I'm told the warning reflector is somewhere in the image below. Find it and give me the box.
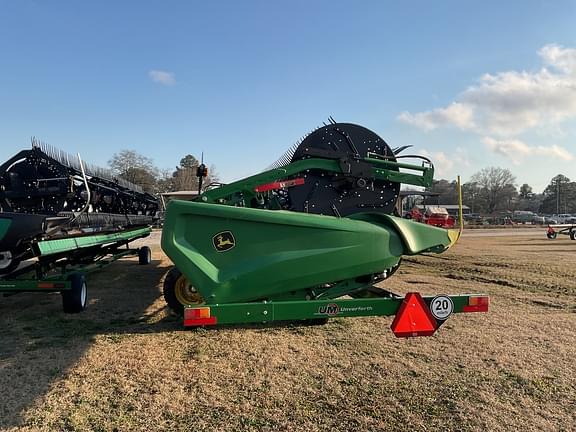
[184,307,217,327]
[390,292,438,338]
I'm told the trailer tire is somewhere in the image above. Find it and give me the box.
[571,231,576,241]
[138,246,152,265]
[62,273,87,313]
[163,267,203,315]
[0,251,20,275]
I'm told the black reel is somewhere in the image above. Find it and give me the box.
[0,150,69,214]
[0,146,159,217]
[287,123,400,217]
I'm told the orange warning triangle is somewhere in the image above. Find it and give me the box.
[390,292,438,338]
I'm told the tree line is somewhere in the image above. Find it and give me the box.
[426,167,576,215]
[108,150,574,215]
[108,150,219,195]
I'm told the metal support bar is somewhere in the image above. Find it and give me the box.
[184,294,488,326]
[0,248,138,293]
[200,158,434,204]
[0,223,149,293]
[34,226,150,256]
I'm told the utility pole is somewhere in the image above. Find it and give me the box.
[557,178,560,214]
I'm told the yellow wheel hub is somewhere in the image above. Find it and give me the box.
[174,275,203,305]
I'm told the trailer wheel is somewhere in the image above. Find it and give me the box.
[62,273,87,313]
[163,267,203,315]
[138,246,152,265]
[0,250,20,275]
[571,231,576,241]
[547,232,557,240]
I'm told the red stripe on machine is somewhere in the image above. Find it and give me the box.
[254,178,305,193]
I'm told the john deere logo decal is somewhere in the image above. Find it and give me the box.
[213,231,235,252]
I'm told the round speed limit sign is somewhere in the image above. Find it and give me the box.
[430,295,454,320]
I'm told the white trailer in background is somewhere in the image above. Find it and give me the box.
[547,224,576,240]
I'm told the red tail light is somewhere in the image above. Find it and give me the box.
[463,296,489,312]
[184,307,217,326]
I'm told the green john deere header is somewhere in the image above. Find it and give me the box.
[160,121,488,336]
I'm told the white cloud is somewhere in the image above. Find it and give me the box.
[398,44,576,164]
[398,102,475,131]
[415,147,471,178]
[539,44,576,75]
[454,147,471,168]
[483,137,573,164]
[149,70,176,86]
[398,44,576,136]
[420,150,454,177]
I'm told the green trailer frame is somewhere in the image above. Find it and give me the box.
[0,226,152,313]
[183,292,489,337]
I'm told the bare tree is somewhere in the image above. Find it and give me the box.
[208,164,220,184]
[170,154,198,191]
[470,167,517,213]
[109,150,159,193]
[172,167,198,191]
[156,168,175,194]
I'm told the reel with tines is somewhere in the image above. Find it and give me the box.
[273,122,401,217]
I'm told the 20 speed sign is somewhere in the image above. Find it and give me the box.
[430,295,454,320]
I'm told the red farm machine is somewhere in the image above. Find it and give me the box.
[160,121,488,337]
[405,206,456,229]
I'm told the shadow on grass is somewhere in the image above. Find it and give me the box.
[0,257,174,429]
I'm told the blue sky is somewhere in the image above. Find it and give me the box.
[1,1,575,192]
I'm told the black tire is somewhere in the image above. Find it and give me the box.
[138,246,152,265]
[571,231,576,241]
[163,267,203,315]
[547,232,557,240]
[62,273,87,313]
[0,254,20,275]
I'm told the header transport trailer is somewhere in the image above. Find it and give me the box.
[0,141,156,312]
[160,121,489,337]
[546,224,576,240]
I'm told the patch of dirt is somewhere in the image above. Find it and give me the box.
[1,234,575,431]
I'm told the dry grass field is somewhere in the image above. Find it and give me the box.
[1,230,575,431]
